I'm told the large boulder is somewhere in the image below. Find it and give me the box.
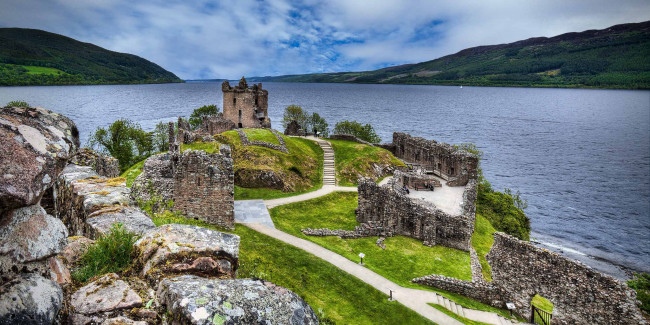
[157,275,318,325]
[0,273,63,325]
[86,206,155,239]
[133,224,239,283]
[0,205,68,282]
[70,273,143,325]
[70,148,120,178]
[0,106,79,213]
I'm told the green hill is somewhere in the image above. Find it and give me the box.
[0,28,182,86]
[252,21,650,89]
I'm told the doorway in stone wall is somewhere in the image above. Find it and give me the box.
[531,294,553,324]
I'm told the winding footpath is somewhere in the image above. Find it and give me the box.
[236,136,516,325]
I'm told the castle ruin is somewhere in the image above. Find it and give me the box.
[222,77,270,129]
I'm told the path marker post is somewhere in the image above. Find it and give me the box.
[359,252,365,266]
[388,289,394,301]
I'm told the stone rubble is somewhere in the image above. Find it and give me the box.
[70,273,143,325]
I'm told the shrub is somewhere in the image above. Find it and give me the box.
[6,100,29,107]
[189,104,220,129]
[628,273,650,314]
[310,112,329,137]
[71,223,139,283]
[88,119,154,173]
[333,120,381,143]
[282,105,308,130]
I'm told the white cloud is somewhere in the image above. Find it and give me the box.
[0,0,648,79]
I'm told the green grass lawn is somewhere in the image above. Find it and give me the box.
[243,128,280,145]
[270,191,472,283]
[150,213,433,324]
[181,141,220,153]
[22,65,65,75]
[428,304,493,325]
[121,158,146,187]
[216,131,323,200]
[471,214,496,281]
[269,191,521,320]
[327,139,404,186]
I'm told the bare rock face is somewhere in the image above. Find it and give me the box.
[61,236,95,265]
[133,224,239,283]
[157,275,318,325]
[86,206,155,239]
[0,205,68,281]
[70,273,143,325]
[70,148,120,178]
[0,106,79,213]
[0,273,63,325]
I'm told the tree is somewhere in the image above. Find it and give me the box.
[152,122,170,153]
[88,119,154,172]
[189,104,220,130]
[282,105,308,130]
[309,112,329,137]
[332,120,381,143]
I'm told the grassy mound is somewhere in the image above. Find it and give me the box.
[121,158,146,188]
[327,139,404,186]
[150,213,433,324]
[471,214,496,281]
[243,128,280,145]
[216,130,323,200]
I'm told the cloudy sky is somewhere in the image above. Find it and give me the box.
[1,0,649,79]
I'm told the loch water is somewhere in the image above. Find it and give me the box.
[1,82,648,279]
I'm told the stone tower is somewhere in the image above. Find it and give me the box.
[222,77,270,129]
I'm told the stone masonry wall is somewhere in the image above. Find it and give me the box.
[172,147,235,229]
[222,77,270,129]
[356,180,473,251]
[392,132,478,186]
[486,232,646,324]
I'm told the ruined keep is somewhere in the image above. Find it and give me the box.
[389,132,478,186]
[222,77,271,129]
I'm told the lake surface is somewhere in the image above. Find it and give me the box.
[1,82,648,279]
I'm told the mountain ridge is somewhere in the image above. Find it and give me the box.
[250,21,650,89]
[0,28,182,86]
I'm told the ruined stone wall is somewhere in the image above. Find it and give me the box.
[222,78,269,129]
[172,146,235,229]
[486,232,646,324]
[69,148,120,178]
[200,114,235,135]
[413,274,509,308]
[392,132,478,186]
[355,180,473,251]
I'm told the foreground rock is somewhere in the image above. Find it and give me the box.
[70,148,120,178]
[70,273,143,325]
[86,206,155,239]
[0,106,79,213]
[60,236,95,265]
[157,275,318,325]
[133,224,240,283]
[0,205,68,282]
[0,273,63,325]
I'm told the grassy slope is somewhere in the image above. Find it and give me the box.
[216,130,324,200]
[252,21,650,89]
[471,214,496,281]
[122,159,146,188]
[243,128,280,145]
[327,139,405,186]
[150,213,433,324]
[0,28,181,86]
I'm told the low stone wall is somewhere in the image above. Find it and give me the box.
[237,129,288,153]
[412,274,508,308]
[391,132,478,186]
[356,180,473,251]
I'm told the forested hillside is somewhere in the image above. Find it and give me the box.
[0,28,181,86]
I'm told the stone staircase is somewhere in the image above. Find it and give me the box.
[318,140,336,186]
[433,293,517,325]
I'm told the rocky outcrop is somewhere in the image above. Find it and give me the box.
[70,148,120,178]
[0,204,68,283]
[133,224,240,283]
[157,275,318,325]
[70,273,143,325]
[0,106,79,214]
[0,273,63,325]
[86,207,155,239]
